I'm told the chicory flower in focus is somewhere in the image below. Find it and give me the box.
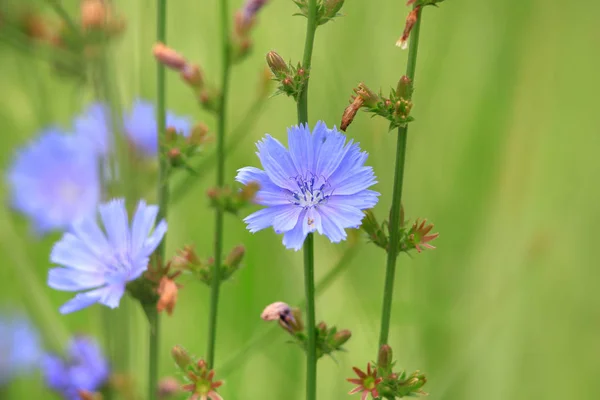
[43,336,109,400]
[236,122,379,251]
[7,129,100,235]
[0,312,41,386]
[48,199,167,314]
[123,99,192,156]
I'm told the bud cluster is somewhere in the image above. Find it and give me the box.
[266,51,309,101]
[171,245,246,286]
[261,302,352,359]
[341,78,414,132]
[171,347,223,400]
[348,345,427,400]
[231,0,270,63]
[207,182,260,215]
[293,0,346,26]
[153,43,221,113]
[163,122,211,173]
[362,209,439,254]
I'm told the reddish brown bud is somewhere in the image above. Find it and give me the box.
[157,277,179,316]
[397,75,413,99]
[332,329,352,347]
[378,344,393,370]
[80,0,107,30]
[340,96,363,132]
[397,7,420,49]
[181,64,204,87]
[266,51,289,75]
[224,245,245,269]
[171,345,193,371]
[153,43,187,70]
[187,123,210,145]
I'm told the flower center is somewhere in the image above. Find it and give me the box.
[289,174,332,208]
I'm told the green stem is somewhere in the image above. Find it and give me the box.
[377,6,424,349]
[207,0,231,368]
[145,305,160,400]
[148,0,168,398]
[303,233,317,400]
[296,0,319,124]
[296,1,319,399]
[46,0,80,36]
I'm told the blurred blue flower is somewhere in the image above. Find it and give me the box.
[123,99,192,156]
[0,312,41,386]
[74,102,112,157]
[7,129,100,235]
[43,336,109,400]
[48,199,167,314]
[236,122,379,251]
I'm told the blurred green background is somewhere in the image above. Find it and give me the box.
[1,0,599,399]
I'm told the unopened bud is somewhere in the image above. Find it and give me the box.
[181,64,204,87]
[332,329,352,347]
[378,344,393,371]
[317,321,328,333]
[323,0,345,18]
[167,148,183,165]
[157,277,179,316]
[153,43,187,70]
[171,246,200,270]
[224,245,245,269]
[266,51,289,76]
[187,123,210,145]
[396,75,413,99]
[171,345,193,371]
[81,0,107,30]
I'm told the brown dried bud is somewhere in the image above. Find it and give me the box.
[396,7,420,49]
[157,277,179,316]
[153,43,187,70]
[340,96,363,132]
[187,123,210,145]
[266,51,289,76]
[81,0,107,30]
[171,246,200,270]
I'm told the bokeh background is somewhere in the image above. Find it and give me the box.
[1,0,599,399]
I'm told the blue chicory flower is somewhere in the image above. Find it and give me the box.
[0,312,41,386]
[123,99,192,156]
[7,129,101,235]
[48,198,167,314]
[74,102,112,157]
[43,336,109,400]
[236,122,379,251]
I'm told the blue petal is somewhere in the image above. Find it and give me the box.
[314,126,349,179]
[331,167,376,195]
[244,204,298,233]
[130,200,159,258]
[58,290,103,314]
[303,207,323,236]
[327,190,380,210]
[74,102,112,156]
[166,112,192,137]
[282,209,308,251]
[50,233,106,272]
[287,124,313,176]
[319,209,347,243]
[124,100,158,155]
[256,135,298,191]
[48,268,105,291]
[310,121,329,166]
[318,203,365,229]
[68,337,109,390]
[99,199,129,253]
[97,284,126,309]
[272,205,303,233]
[236,167,290,206]
[42,354,68,390]
[142,219,167,255]
[69,216,111,260]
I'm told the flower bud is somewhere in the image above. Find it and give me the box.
[266,51,289,76]
[80,0,107,30]
[240,181,260,202]
[153,43,187,70]
[317,321,328,334]
[261,301,292,321]
[171,345,193,371]
[224,245,245,270]
[187,123,210,146]
[332,329,352,347]
[396,75,413,100]
[181,64,204,88]
[157,277,179,316]
[378,344,393,371]
[323,0,345,19]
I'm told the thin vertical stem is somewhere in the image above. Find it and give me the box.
[207,0,231,368]
[377,6,424,349]
[297,1,319,399]
[150,0,167,399]
[303,233,317,400]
